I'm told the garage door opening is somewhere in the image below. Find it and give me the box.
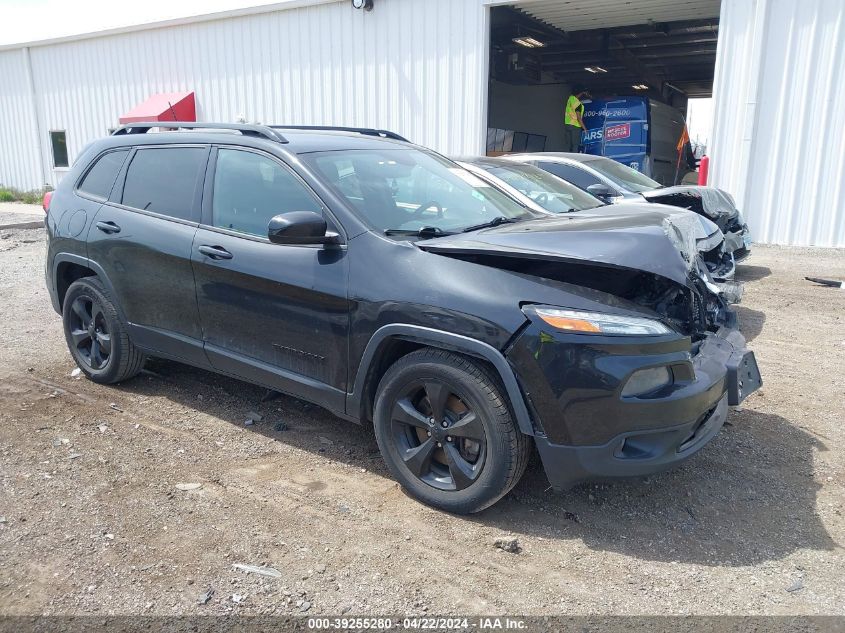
[486,0,721,185]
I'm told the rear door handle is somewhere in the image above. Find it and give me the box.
[198,245,233,260]
[96,221,121,234]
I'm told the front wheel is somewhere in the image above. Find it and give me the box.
[373,348,531,513]
[62,277,146,384]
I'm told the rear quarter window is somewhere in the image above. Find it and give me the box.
[121,147,206,221]
[77,150,130,200]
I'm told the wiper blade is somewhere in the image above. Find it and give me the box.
[383,226,452,238]
[460,216,517,233]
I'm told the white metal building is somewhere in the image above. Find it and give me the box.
[0,0,842,246]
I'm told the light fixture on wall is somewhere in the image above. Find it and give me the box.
[512,36,545,48]
[584,66,608,73]
[351,0,373,11]
[632,84,649,90]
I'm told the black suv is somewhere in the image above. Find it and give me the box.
[45,122,761,513]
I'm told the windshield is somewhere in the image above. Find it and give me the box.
[305,149,538,235]
[587,157,662,193]
[482,162,604,213]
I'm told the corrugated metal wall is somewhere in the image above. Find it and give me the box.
[0,0,488,190]
[0,49,44,190]
[711,0,845,247]
[4,0,844,247]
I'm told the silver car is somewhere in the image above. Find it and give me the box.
[456,156,739,293]
[501,152,752,264]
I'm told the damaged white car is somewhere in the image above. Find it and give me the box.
[502,152,752,265]
[457,157,741,299]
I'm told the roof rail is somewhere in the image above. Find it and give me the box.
[269,125,409,142]
[112,122,289,143]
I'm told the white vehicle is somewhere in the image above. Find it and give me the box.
[502,152,752,264]
[456,156,738,288]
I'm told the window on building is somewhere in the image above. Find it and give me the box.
[121,147,206,221]
[77,150,130,200]
[50,131,69,168]
[212,149,323,237]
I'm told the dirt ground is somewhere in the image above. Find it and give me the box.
[0,222,843,617]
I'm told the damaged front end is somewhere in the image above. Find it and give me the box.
[419,213,735,339]
[641,185,752,262]
[662,207,736,284]
[416,214,761,489]
[434,251,733,340]
[642,185,737,225]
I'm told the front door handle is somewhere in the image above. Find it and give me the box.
[198,245,233,260]
[96,221,121,234]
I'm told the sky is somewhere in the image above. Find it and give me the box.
[0,0,279,45]
[686,97,714,151]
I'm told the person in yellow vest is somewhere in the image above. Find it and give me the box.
[564,88,590,152]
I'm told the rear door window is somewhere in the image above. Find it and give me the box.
[211,148,323,237]
[121,147,206,221]
[538,162,603,192]
[77,150,129,200]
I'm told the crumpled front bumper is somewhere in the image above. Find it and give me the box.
[705,250,736,282]
[510,325,761,490]
[724,226,752,262]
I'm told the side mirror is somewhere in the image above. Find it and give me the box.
[268,211,340,245]
[586,183,617,202]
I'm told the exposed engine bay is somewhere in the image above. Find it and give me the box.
[416,212,737,339]
[433,252,733,339]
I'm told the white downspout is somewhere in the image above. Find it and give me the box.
[22,46,48,188]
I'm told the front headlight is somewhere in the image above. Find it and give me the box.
[525,306,673,336]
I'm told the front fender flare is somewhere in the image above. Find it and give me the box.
[348,324,535,436]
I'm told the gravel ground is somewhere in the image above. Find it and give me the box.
[0,226,843,616]
[0,203,43,231]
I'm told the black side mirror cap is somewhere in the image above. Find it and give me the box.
[268,211,341,245]
[586,183,617,200]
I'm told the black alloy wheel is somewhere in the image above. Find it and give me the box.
[62,277,146,384]
[373,348,531,514]
[390,379,487,491]
[68,295,112,370]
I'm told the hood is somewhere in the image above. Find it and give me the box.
[417,212,699,287]
[579,201,720,241]
[641,185,739,223]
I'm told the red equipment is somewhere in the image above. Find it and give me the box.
[698,155,710,186]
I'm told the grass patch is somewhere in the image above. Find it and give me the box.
[0,186,47,205]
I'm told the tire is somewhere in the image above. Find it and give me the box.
[373,348,531,514]
[62,277,146,384]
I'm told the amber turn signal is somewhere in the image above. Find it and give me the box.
[536,314,602,333]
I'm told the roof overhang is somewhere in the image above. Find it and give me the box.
[514,0,721,32]
[491,1,721,98]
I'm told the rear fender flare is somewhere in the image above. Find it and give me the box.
[348,324,535,436]
[52,253,127,323]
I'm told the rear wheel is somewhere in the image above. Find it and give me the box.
[62,277,145,384]
[373,348,530,513]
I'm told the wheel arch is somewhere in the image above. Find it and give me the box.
[53,254,125,321]
[349,324,536,436]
